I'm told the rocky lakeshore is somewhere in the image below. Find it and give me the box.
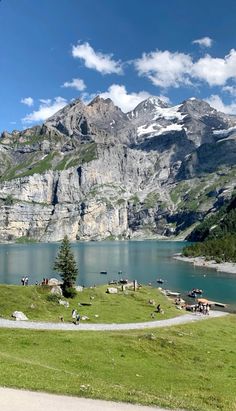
[174,254,236,274]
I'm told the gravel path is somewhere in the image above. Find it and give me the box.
[0,387,184,411]
[0,310,227,331]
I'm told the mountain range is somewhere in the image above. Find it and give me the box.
[0,96,236,242]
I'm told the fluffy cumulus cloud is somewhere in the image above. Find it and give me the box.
[205,94,236,114]
[22,97,67,123]
[21,97,34,107]
[134,50,193,88]
[62,78,86,91]
[193,49,236,86]
[72,41,123,75]
[192,37,213,48]
[134,48,236,89]
[99,84,151,112]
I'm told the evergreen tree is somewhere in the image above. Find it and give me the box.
[54,236,78,297]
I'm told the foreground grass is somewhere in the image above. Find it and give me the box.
[0,284,181,323]
[0,316,235,411]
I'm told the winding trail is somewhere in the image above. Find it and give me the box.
[0,310,227,331]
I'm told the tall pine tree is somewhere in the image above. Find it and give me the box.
[54,236,78,297]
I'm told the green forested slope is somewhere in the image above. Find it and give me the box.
[183,195,236,262]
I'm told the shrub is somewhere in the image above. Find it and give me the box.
[62,287,77,299]
[46,294,60,303]
[4,195,14,206]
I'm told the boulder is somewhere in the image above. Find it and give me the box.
[106,287,118,294]
[48,278,62,286]
[59,299,69,308]
[12,311,28,321]
[50,285,62,296]
[75,285,83,292]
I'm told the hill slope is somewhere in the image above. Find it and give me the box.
[184,194,236,262]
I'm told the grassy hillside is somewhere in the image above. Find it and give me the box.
[0,139,97,182]
[0,315,235,411]
[0,284,180,323]
[184,194,236,262]
[187,194,236,242]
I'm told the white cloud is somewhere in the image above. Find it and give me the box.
[192,37,213,48]
[134,48,236,89]
[193,49,236,86]
[205,94,236,114]
[134,50,193,88]
[22,97,67,123]
[21,97,34,107]
[99,84,151,112]
[72,41,123,74]
[62,78,86,91]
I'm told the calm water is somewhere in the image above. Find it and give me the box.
[0,241,236,310]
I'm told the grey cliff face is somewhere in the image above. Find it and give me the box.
[0,96,236,242]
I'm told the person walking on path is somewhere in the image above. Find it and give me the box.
[72,309,77,324]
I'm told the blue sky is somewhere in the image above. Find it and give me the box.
[1,0,236,131]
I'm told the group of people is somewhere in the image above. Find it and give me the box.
[21,276,29,286]
[72,309,81,324]
[193,302,210,315]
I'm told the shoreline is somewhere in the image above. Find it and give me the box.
[174,254,236,275]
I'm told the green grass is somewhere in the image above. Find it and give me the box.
[55,143,97,171]
[143,191,160,208]
[0,316,235,410]
[17,152,58,178]
[0,142,98,181]
[0,284,181,323]
[15,236,37,244]
[129,194,140,205]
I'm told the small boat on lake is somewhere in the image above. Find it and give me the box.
[119,278,129,284]
[100,271,107,275]
[188,288,203,298]
[188,291,197,298]
[192,288,203,294]
[157,279,164,284]
[163,289,180,297]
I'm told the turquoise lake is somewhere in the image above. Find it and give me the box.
[0,240,235,310]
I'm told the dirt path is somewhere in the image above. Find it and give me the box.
[0,310,227,331]
[0,387,183,411]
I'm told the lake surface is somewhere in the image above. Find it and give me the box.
[0,240,235,310]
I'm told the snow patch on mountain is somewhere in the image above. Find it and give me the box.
[137,123,183,137]
[213,125,236,136]
[152,105,185,121]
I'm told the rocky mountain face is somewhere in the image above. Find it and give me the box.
[0,96,236,242]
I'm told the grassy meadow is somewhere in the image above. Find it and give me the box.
[0,284,181,323]
[0,284,235,411]
[0,316,235,411]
